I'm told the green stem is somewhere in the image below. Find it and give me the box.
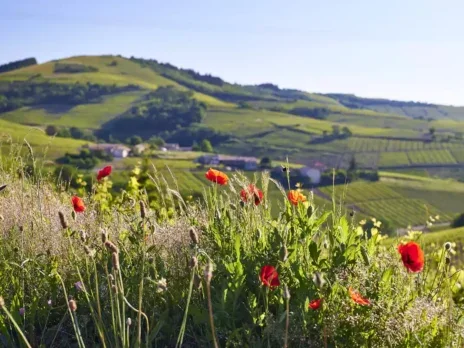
[0,306,32,348]
[176,267,196,348]
[206,280,219,348]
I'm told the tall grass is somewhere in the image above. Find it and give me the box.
[0,145,463,347]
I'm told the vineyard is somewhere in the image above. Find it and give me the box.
[407,150,457,165]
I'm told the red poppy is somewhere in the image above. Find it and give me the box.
[287,190,307,206]
[240,184,264,205]
[398,241,424,273]
[71,196,86,213]
[349,287,370,306]
[97,166,112,181]
[309,298,323,310]
[260,265,280,288]
[205,168,228,185]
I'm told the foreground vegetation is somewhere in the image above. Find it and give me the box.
[0,150,463,347]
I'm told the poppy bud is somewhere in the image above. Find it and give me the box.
[189,227,199,245]
[444,242,451,250]
[349,211,354,217]
[307,205,313,218]
[189,256,198,269]
[312,272,326,289]
[105,241,119,254]
[281,166,287,172]
[68,299,77,312]
[280,245,288,262]
[283,285,290,299]
[0,296,4,308]
[204,262,213,283]
[58,211,68,229]
[112,252,120,271]
[446,257,451,265]
[71,210,77,222]
[239,201,245,208]
[126,318,132,326]
[0,184,6,192]
[148,257,154,264]
[139,201,147,219]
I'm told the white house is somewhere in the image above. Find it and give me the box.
[87,144,131,158]
[299,166,322,184]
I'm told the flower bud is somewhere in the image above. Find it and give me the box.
[446,257,451,265]
[126,318,132,326]
[189,256,198,269]
[139,200,147,219]
[444,242,451,250]
[112,252,120,271]
[71,210,77,222]
[101,229,108,244]
[68,299,77,312]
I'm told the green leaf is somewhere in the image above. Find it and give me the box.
[381,268,393,285]
[309,241,321,263]
[361,246,370,266]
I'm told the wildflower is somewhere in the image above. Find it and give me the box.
[287,190,307,206]
[359,219,366,226]
[126,318,132,326]
[349,287,370,306]
[205,168,228,185]
[309,298,323,310]
[74,281,84,292]
[398,241,424,273]
[97,165,112,181]
[189,227,199,245]
[71,196,86,213]
[260,265,280,288]
[58,211,68,229]
[156,278,167,293]
[19,307,25,316]
[240,184,264,205]
[68,299,77,312]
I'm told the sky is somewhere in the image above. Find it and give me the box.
[1,0,464,105]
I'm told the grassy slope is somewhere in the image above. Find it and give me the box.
[0,119,89,158]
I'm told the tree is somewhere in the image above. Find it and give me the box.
[70,127,85,139]
[192,141,201,151]
[342,126,352,136]
[56,128,71,138]
[348,156,357,172]
[200,139,213,153]
[451,213,464,228]
[148,136,165,149]
[322,130,328,137]
[45,125,58,136]
[260,157,273,169]
[429,127,436,136]
[127,135,143,146]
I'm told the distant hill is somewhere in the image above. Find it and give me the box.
[2,54,464,170]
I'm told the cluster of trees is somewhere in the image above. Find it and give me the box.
[57,149,113,170]
[54,63,99,74]
[0,82,140,113]
[0,57,37,74]
[97,86,207,141]
[45,125,97,141]
[289,107,330,120]
[326,93,432,109]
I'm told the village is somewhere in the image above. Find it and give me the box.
[84,141,328,185]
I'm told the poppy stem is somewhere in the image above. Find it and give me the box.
[284,297,289,348]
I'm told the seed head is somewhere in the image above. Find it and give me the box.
[189,256,198,269]
[0,296,4,308]
[139,200,147,219]
[105,240,119,254]
[444,242,452,250]
[79,230,87,243]
[204,262,213,283]
[283,285,291,299]
[58,211,68,229]
[83,245,95,257]
[68,299,77,312]
[112,252,120,271]
[189,227,199,245]
[126,318,132,326]
[101,231,108,244]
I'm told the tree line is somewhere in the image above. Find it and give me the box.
[0,57,37,74]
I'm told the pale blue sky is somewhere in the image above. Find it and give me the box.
[1,0,464,105]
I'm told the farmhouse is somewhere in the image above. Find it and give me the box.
[196,154,258,171]
[87,144,131,158]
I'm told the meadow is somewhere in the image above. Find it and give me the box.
[0,149,463,347]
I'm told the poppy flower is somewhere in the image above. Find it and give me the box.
[71,196,86,213]
[287,190,307,206]
[97,166,112,181]
[260,265,280,288]
[240,184,264,205]
[398,241,424,273]
[205,168,228,185]
[309,298,323,310]
[349,287,370,306]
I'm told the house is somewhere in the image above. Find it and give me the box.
[87,144,131,158]
[195,154,258,171]
[161,143,180,151]
[298,161,327,184]
[133,143,148,155]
